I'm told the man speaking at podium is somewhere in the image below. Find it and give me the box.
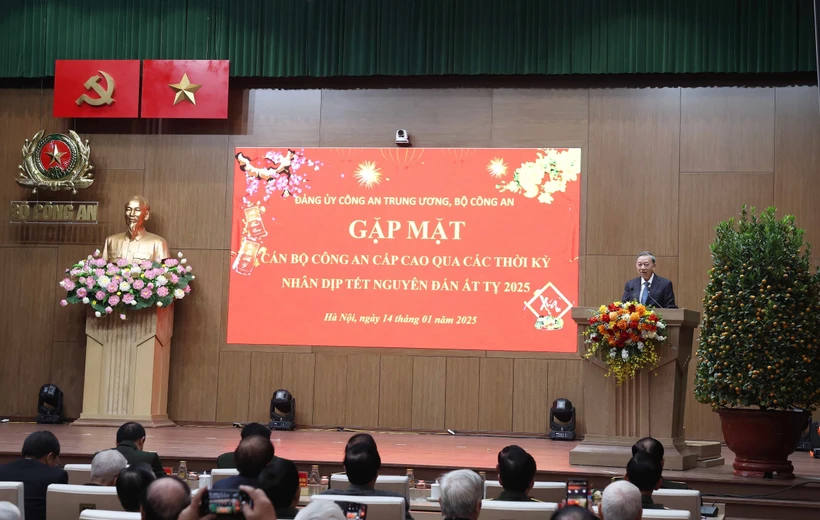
[622,251,677,308]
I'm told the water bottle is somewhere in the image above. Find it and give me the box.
[308,465,321,495]
[200,471,211,489]
[406,469,416,500]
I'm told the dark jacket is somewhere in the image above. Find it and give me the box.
[216,452,236,469]
[211,474,261,490]
[319,483,413,520]
[275,506,301,519]
[115,441,166,479]
[495,490,538,502]
[622,275,677,308]
[641,494,665,509]
[0,458,68,520]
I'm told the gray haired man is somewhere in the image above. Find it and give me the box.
[88,449,128,486]
[439,469,483,520]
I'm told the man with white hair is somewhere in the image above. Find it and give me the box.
[0,502,20,520]
[87,449,128,486]
[600,481,643,520]
[439,469,483,520]
[294,500,346,520]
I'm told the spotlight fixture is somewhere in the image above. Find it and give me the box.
[269,389,295,431]
[548,398,576,441]
[36,384,64,425]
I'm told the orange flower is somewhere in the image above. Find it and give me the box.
[636,304,647,315]
[608,338,616,346]
[609,312,618,322]
[617,321,628,330]
[630,312,640,322]
[631,334,640,342]
[597,325,606,334]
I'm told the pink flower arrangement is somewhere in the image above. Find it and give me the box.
[140,288,153,299]
[108,295,120,306]
[156,286,169,297]
[133,279,145,290]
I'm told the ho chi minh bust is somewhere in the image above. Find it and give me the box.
[103,195,169,264]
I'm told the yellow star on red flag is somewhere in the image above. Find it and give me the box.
[168,73,202,105]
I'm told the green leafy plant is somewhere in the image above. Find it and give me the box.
[695,207,820,412]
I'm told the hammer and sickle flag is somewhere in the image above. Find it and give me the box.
[54,60,140,118]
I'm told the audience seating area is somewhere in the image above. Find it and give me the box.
[329,474,410,499]
[78,511,140,520]
[46,485,123,520]
[312,494,406,520]
[478,499,558,519]
[483,480,565,503]
[63,465,92,486]
[0,482,25,520]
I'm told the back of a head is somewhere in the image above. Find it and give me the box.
[241,422,272,440]
[91,449,128,483]
[343,442,381,485]
[0,502,20,520]
[117,422,147,444]
[631,437,664,465]
[551,505,598,520]
[141,477,191,520]
[117,463,157,512]
[259,457,300,509]
[345,433,377,451]
[21,430,61,458]
[294,500,345,520]
[439,469,483,519]
[601,480,642,520]
[235,435,275,478]
[498,446,536,493]
[626,453,662,493]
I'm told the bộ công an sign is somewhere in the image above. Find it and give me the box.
[10,201,98,224]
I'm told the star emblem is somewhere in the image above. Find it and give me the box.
[45,143,67,168]
[168,73,202,105]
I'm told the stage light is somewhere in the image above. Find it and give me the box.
[269,388,296,431]
[36,384,64,425]
[548,398,576,441]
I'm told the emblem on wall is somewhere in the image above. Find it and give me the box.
[17,130,94,194]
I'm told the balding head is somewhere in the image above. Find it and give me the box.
[235,435,275,478]
[128,196,150,212]
[141,477,190,520]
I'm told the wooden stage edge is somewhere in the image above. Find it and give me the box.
[1,423,819,518]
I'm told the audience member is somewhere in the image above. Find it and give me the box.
[625,454,664,509]
[318,434,413,520]
[0,502,21,520]
[0,431,68,520]
[600,481,642,520]
[495,445,537,501]
[258,457,301,519]
[88,449,128,486]
[551,505,597,520]
[115,422,166,478]
[217,422,272,469]
[141,476,191,520]
[117,463,157,512]
[631,437,687,489]
[212,435,274,490]
[439,469,483,520]
[294,500,346,520]
[178,486,277,520]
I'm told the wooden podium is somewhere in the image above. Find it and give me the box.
[73,306,176,428]
[569,307,701,470]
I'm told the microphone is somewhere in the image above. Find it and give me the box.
[644,283,664,308]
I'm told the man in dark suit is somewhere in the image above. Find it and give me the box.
[625,453,665,509]
[258,457,301,519]
[494,446,538,502]
[622,251,677,308]
[0,430,68,520]
[632,437,688,490]
[216,422,272,469]
[318,434,413,520]
[114,422,166,479]
[212,436,274,490]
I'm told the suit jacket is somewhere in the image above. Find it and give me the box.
[275,506,300,519]
[211,474,260,490]
[318,483,413,520]
[641,494,666,509]
[115,441,166,478]
[494,490,538,502]
[0,458,68,520]
[216,452,236,469]
[622,275,677,308]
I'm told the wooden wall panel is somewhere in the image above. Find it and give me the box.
[313,354,348,426]
[320,89,493,147]
[280,353,316,426]
[344,354,381,427]
[512,359,549,433]
[547,360,585,434]
[49,341,86,419]
[231,89,322,147]
[587,89,680,257]
[411,357,446,430]
[477,358,513,432]
[680,88,775,173]
[247,352,283,424]
[444,357,480,431]
[583,256,679,308]
[215,351,252,423]
[774,87,820,249]
[378,356,413,429]
[491,89,588,147]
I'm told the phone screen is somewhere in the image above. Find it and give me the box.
[339,502,367,520]
[566,479,588,508]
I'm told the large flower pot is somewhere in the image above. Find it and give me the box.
[718,408,809,479]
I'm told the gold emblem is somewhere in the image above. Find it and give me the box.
[17,130,94,194]
[168,73,202,105]
[75,70,116,106]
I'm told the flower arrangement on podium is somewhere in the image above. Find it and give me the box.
[583,301,668,384]
[59,250,195,320]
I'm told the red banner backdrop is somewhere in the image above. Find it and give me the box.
[53,60,140,118]
[228,148,581,352]
[140,60,229,119]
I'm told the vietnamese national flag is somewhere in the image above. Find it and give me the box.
[54,60,141,118]
[141,60,229,119]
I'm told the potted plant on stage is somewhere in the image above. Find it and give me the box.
[695,207,820,479]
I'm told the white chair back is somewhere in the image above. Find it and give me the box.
[641,509,691,519]
[210,469,239,486]
[0,482,25,520]
[478,499,558,520]
[79,511,141,520]
[329,475,410,501]
[651,490,700,520]
[64,464,93,485]
[483,480,566,503]
[311,495,405,520]
[46,484,123,520]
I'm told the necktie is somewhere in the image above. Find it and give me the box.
[640,282,648,304]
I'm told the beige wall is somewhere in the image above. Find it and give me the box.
[1,85,819,441]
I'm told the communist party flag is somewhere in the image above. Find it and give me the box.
[53,60,141,118]
[141,60,229,119]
